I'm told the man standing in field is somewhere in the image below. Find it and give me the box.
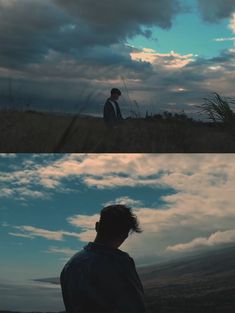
[60,204,145,313]
[103,88,124,128]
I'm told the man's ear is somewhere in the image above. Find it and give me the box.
[95,222,99,232]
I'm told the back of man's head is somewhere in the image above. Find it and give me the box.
[97,205,142,240]
[111,88,121,96]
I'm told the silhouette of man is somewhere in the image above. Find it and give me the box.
[103,88,123,128]
[60,205,145,313]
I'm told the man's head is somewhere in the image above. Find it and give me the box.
[95,205,142,248]
[111,88,121,101]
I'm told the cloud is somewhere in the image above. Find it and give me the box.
[0,0,181,70]
[0,185,47,200]
[197,0,235,22]
[214,37,235,42]
[3,154,235,263]
[166,229,235,252]
[16,188,46,199]
[55,0,181,44]
[213,13,235,44]
[9,232,34,239]
[130,48,195,69]
[66,213,98,242]
[1,154,234,194]
[0,153,17,158]
[0,0,71,68]
[12,225,81,241]
[2,153,235,268]
[229,12,235,33]
[103,196,143,207]
[46,247,77,256]
[67,214,99,229]
[42,154,235,261]
[0,188,14,197]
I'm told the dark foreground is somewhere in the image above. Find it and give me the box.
[2,245,234,313]
[139,245,235,313]
[1,110,235,152]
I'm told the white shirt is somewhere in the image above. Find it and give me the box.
[109,99,118,117]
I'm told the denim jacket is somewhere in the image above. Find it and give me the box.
[60,242,145,313]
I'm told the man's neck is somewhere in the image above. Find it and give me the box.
[94,236,119,249]
[110,97,117,102]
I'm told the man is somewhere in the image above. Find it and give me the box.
[103,88,123,128]
[60,205,145,313]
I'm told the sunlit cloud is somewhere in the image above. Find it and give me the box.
[229,12,235,33]
[130,48,195,69]
[12,225,81,241]
[166,229,235,252]
[67,213,99,229]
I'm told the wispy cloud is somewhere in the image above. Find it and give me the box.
[214,37,235,42]
[46,247,77,256]
[9,232,34,239]
[11,225,81,241]
[0,188,14,198]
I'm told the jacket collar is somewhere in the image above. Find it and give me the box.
[84,242,128,257]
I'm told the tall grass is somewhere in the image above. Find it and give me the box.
[199,93,235,126]
[53,89,104,152]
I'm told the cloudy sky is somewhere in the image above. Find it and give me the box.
[1,153,235,310]
[1,0,235,117]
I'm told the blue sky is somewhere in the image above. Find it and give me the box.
[1,153,235,311]
[129,10,233,59]
[0,0,235,117]
[0,154,173,281]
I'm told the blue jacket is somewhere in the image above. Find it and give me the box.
[103,99,123,128]
[60,242,145,313]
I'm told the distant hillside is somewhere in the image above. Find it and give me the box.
[1,110,235,152]
[139,245,235,313]
[32,245,235,312]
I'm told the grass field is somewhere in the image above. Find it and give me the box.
[1,110,235,152]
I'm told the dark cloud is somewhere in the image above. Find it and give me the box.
[55,0,181,41]
[0,0,71,67]
[0,0,181,69]
[197,0,235,22]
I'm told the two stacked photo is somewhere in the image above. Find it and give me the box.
[1,1,235,313]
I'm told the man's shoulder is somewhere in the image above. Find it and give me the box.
[62,246,108,270]
[105,98,113,106]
